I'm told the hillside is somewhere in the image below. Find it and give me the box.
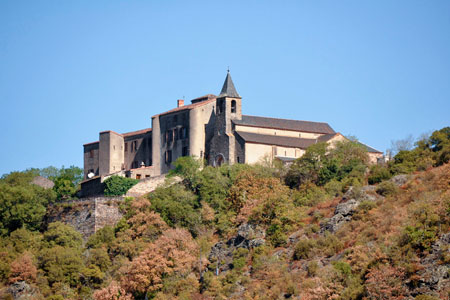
[0,127,449,300]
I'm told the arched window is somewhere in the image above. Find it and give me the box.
[231,100,236,113]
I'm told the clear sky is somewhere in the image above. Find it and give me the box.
[1,1,449,176]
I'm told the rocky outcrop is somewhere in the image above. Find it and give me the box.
[6,281,40,300]
[412,233,450,297]
[390,174,410,186]
[209,223,266,273]
[125,175,177,197]
[320,185,383,233]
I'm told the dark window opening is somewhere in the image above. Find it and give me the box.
[237,156,240,163]
[134,141,137,151]
[182,146,188,157]
[125,143,128,152]
[217,99,224,114]
[231,100,236,113]
[89,149,94,158]
[166,150,172,164]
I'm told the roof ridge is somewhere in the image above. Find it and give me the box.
[242,114,331,125]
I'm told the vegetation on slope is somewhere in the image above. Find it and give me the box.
[0,127,449,299]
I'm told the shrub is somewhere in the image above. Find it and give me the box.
[306,260,318,277]
[293,238,316,260]
[376,181,398,197]
[103,176,139,196]
[358,200,377,213]
[368,165,392,185]
[415,295,441,300]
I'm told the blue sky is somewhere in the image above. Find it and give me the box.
[1,1,449,175]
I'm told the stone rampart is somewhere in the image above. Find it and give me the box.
[46,196,124,238]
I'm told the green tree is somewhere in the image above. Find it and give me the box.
[0,171,56,235]
[43,222,83,249]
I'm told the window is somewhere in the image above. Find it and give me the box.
[231,100,236,113]
[168,130,173,143]
[237,156,240,163]
[89,149,94,158]
[182,146,188,157]
[133,141,138,151]
[173,129,177,141]
[166,150,172,163]
[218,99,224,114]
[136,174,141,179]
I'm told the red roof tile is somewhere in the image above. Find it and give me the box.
[152,97,216,118]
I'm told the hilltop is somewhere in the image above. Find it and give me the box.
[0,127,449,300]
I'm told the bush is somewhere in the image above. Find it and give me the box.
[103,176,139,196]
[368,165,392,185]
[293,238,316,260]
[306,260,318,277]
[376,181,398,197]
[415,295,441,300]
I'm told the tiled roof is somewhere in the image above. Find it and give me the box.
[235,131,317,149]
[234,115,335,134]
[122,128,152,137]
[83,141,99,146]
[191,94,216,103]
[357,142,382,153]
[317,133,339,143]
[153,97,216,118]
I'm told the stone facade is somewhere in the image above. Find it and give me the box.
[82,71,384,189]
[46,197,123,238]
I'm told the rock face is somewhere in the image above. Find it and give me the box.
[46,197,123,238]
[125,175,180,197]
[390,174,410,186]
[413,233,450,296]
[6,281,40,300]
[209,223,266,273]
[321,185,383,233]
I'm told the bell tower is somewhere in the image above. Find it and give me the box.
[210,71,242,166]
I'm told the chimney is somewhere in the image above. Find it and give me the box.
[177,99,184,108]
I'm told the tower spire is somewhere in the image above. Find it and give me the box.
[219,70,241,98]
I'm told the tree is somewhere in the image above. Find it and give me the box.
[121,228,198,296]
[8,251,37,283]
[43,222,83,249]
[0,171,56,235]
[93,281,133,300]
[169,156,202,189]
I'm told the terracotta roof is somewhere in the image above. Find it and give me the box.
[122,128,152,137]
[234,115,335,134]
[83,141,99,146]
[191,94,216,103]
[236,131,317,149]
[153,97,216,118]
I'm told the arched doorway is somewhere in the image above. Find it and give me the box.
[214,154,225,167]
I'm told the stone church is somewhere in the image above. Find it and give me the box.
[83,72,382,182]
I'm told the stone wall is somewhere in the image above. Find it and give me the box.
[46,196,124,238]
